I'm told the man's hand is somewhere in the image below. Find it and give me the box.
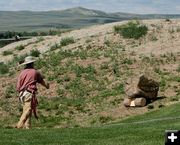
[46,83,50,89]
[40,80,50,89]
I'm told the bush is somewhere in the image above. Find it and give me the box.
[147,104,154,109]
[177,65,180,72]
[13,54,28,64]
[71,64,96,77]
[99,116,112,123]
[57,88,64,97]
[60,37,75,46]
[122,58,133,65]
[36,37,45,42]
[65,78,87,97]
[2,50,13,56]
[0,63,9,74]
[15,45,25,51]
[160,78,166,91]
[50,43,60,51]
[114,21,148,39]
[5,85,16,98]
[30,49,41,57]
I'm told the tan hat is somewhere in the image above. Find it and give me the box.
[21,56,37,65]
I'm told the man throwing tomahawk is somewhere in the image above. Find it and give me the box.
[16,56,49,129]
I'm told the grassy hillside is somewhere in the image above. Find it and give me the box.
[0,103,180,145]
[0,7,180,32]
[0,20,180,129]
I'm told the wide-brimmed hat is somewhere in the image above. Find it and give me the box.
[20,56,37,65]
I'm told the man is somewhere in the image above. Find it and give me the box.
[16,56,49,129]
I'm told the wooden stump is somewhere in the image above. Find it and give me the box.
[124,97,146,107]
[123,98,136,107]
[123,98,132,107]
[134,98,146,107]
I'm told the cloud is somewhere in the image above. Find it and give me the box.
[0,0,180,14]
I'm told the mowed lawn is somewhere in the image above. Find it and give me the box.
[0,103,180,145]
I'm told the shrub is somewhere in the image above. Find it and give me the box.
[113,83,125,94]
[30,49,41,57]
[5,85,16,98]
[63,75,70,82]
[147,104,154,109]
[165,19,171,22]
[60,37,75,46]
[13,54,28,64]
[168,76,180,82]
[99,116,112,123]
[112,61,120,77]
[100,63,109,70]
[104,40,111,47]
[170,96,179,102]
[2,50,13,56]
[0,63,9,74]
[36,37,45,42]
[79,50,88,60]
[114,21,148,39]
[158,104,165,108]
[57,88,64,97]
[122,58,133,65]
[65,78,87,97]
[71,64,96,77]
[176,65,180,72]
[150,36,158,41]
[15,45,25,51]
[50,43,60,51]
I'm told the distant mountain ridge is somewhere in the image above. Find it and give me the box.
[0,7,180,32]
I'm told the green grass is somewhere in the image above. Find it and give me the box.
[0,103,180,145]
[114,21,148,39]
[60,37,75,46]
[2,50,13,56]
[4,84,16,98]
[15,45,25,51]
[30,49,41,57]
[0,62,9,74]
[120,102,180,123]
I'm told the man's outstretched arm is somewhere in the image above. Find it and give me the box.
[37,71,49,89]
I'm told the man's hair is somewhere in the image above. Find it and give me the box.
[25,62,34,69]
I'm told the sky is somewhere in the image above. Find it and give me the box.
[0,0,180,14]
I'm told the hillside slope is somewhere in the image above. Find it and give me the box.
[1,19,180,62]
[0,19,180,128]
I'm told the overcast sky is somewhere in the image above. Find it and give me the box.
[0,0,180,14]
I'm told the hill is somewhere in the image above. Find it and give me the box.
[0,19,180,129]
[0,7,180,32]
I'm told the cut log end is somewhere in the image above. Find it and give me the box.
[124,97,146,107]
[123,98,132,107]
[134,98,146,107]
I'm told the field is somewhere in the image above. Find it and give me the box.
[0,103,180,145]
